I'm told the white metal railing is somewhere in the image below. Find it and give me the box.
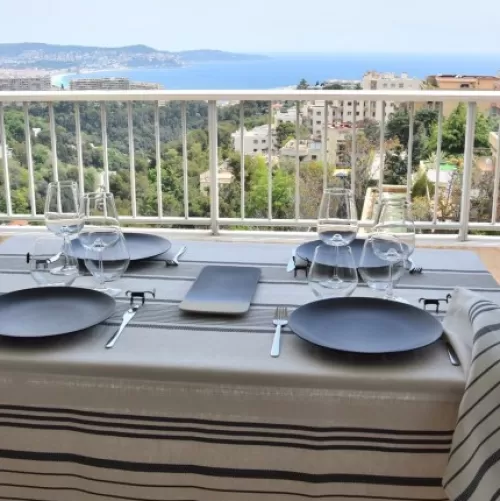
[0,89,499,240]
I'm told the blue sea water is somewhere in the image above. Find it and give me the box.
[58,53,500,90]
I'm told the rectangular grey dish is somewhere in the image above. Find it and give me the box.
[179,265,261,315]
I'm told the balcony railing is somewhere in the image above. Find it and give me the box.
[0,89,500,241]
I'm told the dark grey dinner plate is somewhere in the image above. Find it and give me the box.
[0,287,116,338]
[288,297,443,354]
[296,238,386,269]
[69,232,171,261]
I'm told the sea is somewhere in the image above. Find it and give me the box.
[54,53,500,90]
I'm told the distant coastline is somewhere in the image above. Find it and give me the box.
[51,67,131,87]
[47,52,500,91]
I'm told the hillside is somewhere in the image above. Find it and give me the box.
[0,43,267,71]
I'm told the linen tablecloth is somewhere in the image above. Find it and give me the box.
[0,234,498,501]
[443,288,500,501]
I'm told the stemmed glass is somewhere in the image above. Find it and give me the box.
[371,198,415,303]
[80,191,129,296]
[308,244,358,299]
[317,188,358,246]
[29,236,79,287]
[44,181,84,274]
[84,232,129,297]
[316,188,358,286]
[358,236,406,300]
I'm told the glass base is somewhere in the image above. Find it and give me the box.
[50,264,79,276]
[383,295,409,304]
[94,287,121,297]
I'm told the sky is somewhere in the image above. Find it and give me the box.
[1,0,499,54]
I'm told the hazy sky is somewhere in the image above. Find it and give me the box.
[1,0,499,53]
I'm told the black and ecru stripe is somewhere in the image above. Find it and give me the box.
[444,291,500,501]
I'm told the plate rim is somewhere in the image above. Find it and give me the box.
[0,286,116,338]
[288,296,443,354]
[69,232,172,261]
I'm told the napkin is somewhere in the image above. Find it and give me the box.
[442,287,500,501]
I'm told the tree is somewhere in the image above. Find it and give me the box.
[384,138,407,185]
[428,104,491,156]
[297,79,309,90]
[246,156,294,219]
[276,122,296,147]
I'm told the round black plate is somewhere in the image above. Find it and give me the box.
[296,238,386,269]
[69,232,171,261]
[288,297,443,354]
[0,287,116,338]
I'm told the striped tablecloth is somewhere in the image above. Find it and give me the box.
[0,234,498,501]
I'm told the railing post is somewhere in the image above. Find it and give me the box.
[458,102,477,241]
[406,102,415,201]
[74,103,84,198]
[100,103,110,191]
[432,102,444,225]
[181,102,189,219]
[48,102,58,182]
[294,101,300,220]
[322,101,328,190]
[0,103,12,216]
[378,102,386,200]
[351,101,357,194]
[23,103,36,216]
[491,121,500,224]
[208,100,219,235]
[239,102,245,219]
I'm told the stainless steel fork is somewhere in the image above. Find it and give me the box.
[271,306,288,358]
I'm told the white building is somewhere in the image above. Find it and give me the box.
[231,125,277,156]
[0,75,52,91]
[279,126,348,166]
[362,71,422,121]
[276,108,300,125]
[200,162,234,192]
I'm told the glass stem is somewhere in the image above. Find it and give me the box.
[98,249,105,288]
[62,236,70,269]
[332,246,339,281]
[386,263,394,298]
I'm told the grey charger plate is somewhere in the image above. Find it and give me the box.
[69,232,171,261]
[0,287,116,338]
[296,238,386,269]
[288,297,443,354]
[179,265,261,315]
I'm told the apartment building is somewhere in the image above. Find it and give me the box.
[276,108,300,125]
[301,72,421,137]
[69,77,132,90]
[361,71,422,121]
[231,124,277,156]
[0,74,52,91]
[427,74,500,116]
[279,126,349,166]
[130,81,163,90]
[68,77,163,91]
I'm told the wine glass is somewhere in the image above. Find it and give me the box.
[80,191,121,249]
[308,244,358,299]
[84,229,130,296]
[317,188,358,247]
[371,198,416,303]
[358,236,406,301]
[29,236,79,287]
[44,181,84,274]
[80,191,127,296]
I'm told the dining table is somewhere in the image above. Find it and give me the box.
[0,233,499,501]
